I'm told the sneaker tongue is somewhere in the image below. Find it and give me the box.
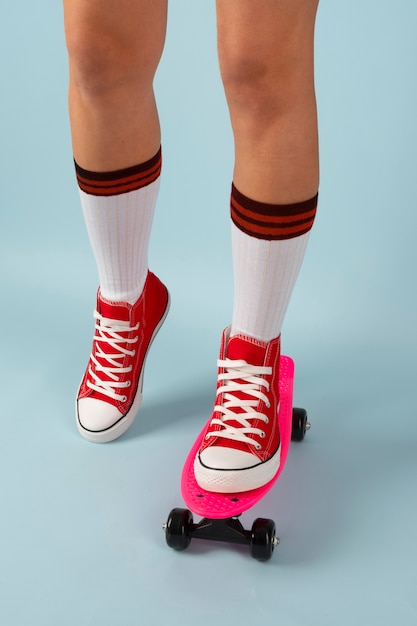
[99,298,130,323]
[226,335,266,366]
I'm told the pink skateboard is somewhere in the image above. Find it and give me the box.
[164,356,309,560]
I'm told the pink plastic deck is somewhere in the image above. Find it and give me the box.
[181,355,295,519]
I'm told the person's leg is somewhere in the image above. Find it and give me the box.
[217,0,319,204]
[64,0,170,442]
[65,0,167,170]
[195,0,319,492]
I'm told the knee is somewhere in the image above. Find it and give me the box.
[66,35,122,98]
[220,56,277,117]
[219,44,313,122]
[65,23,158,98]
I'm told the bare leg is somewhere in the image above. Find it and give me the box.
[64,0,168,171]
[216,0,319,203]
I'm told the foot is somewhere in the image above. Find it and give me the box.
[76,271,169,443]
[194,327,281,493]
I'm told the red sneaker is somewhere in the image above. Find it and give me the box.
[76,271,169,443]
[194,327,281,493]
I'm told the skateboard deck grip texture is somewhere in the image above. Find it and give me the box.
[181,355,295,519]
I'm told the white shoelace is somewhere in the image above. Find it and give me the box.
[206,358,273,450]
[87,310,139,402]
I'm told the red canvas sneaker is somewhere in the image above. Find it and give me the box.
[76,271,169,443]
[194,327,281,493]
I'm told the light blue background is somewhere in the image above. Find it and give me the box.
[1,1,416,624]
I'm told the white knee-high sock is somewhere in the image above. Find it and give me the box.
[75,149,161,304]
[231,223,310,341]
[230,184,318,342]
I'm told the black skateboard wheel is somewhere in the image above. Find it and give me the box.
[165,508,193,551]
[250,518,277,561]
[291,407,309,442]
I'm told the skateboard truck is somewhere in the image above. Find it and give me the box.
[164,509,280,561]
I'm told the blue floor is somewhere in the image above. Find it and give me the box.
[1,1,416,624]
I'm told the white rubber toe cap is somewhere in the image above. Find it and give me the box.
[199,446,258,471]
[77,398,123,432]
[195,445,281,493]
